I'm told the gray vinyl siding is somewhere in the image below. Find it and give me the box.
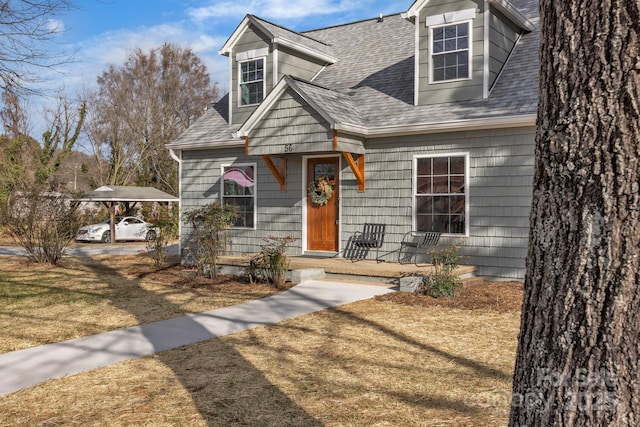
[417,0,485,105]
[249,90,334,155]
[339,126,535,279]
[180,148,304,256]
[488,10,520,88]
[277,46,327,82]
[180,126,534,279]
[231,25,273,126]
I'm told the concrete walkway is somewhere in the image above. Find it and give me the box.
[0,280,394,396]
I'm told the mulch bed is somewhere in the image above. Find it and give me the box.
[375,280,524,312]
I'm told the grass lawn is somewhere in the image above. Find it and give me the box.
[0,255,523,426]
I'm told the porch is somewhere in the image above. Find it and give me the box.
[216,254,479,286]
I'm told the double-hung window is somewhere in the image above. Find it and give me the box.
[414,154,467,234]
[222,164,256,228]
[239,58,264,106]
[431,22,470,82]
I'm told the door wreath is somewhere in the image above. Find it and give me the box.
[308,175,333,206]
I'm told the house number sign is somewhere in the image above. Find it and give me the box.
[283,143,293,153]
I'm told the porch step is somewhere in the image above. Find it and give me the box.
[216,254,477,286]
[290,268,326,284]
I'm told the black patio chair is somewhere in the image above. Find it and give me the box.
[376,231,441,264]
[341,223,386,262]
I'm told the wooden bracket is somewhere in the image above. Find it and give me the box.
[262,155,286,191]
[342,152,365,191]
[244,136,249,155]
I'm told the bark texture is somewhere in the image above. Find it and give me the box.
[509,1,640,425]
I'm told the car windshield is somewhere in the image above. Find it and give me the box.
[100,217,125,225]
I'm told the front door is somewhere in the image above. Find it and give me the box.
[307,157,339,252]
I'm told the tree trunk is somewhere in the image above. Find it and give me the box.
[509,1,640,425]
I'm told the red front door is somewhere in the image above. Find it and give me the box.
[307,157,339,251]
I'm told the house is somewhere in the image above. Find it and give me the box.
[166,0,539,280]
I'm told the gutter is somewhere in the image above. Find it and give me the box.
[334,114,537,138]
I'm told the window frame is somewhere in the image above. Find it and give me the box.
[429,20,473,84]
[412,153,469,236]
[221,162,257,230]
[238,57,266,107]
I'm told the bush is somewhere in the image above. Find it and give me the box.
[247,235,298,287]
[183,202,237,278]
[3,190,79,264]
[417,245,464,298]
[144,206,178,268]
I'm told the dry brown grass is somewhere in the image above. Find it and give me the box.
[0,255,282,353]
[0,253,523,426]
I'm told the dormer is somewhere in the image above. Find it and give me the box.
[404,0,535,106]
[219,15,337,126]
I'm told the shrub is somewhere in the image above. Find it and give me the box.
[417,245,464,298]
[247,235,298,287]
[183,202,237,278]
[144,206,178,268]
[3,190,79,264]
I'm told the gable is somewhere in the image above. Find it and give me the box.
[245,88,364,156]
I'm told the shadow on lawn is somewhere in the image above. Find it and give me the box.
[82,258,322,426]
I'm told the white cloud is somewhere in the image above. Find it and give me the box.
[47,19,65,34]
[56,23,229,94]
[188,0,361,21]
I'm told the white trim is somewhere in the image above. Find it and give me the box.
[272,45,279,88]
[235,47,269,61]
[272,37,337,64]
[219,15,252,55]
[236,76,338,138]
[221,162,258,230]
[334,114,536,137]
[236,76,291,137]
[425,8,476,26]
[428,20,474,84]
[412,152,470,237]
[301,154,341,254]
[488,0,536,31]
[414,9,420,106]
[169,149,183,255]
[483,1,490,99]
[166,140,244,150]
[237,56,267,107]
[228,55,233,124]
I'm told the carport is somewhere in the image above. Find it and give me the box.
[76,185,178,242]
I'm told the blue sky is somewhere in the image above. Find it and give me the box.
[25,0,410,138]
[42,0,410,97]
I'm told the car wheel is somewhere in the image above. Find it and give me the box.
[101,231,111,243]
[145,230,157,242]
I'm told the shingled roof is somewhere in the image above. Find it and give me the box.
[167,0,539,149]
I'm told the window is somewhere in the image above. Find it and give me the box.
[414,155,467,234]
[222,164,256,228]
[431,22,470,82]
[239,59,264,105]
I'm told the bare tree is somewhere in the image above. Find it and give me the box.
[509,1,639,425]
[85,43,218,194]
[0,0,75,92]
[0,85,31,136]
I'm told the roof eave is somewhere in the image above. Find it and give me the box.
[335,114,537,137]
[273,37,337,64]
[165,139,244,151]
[489,0,536,32]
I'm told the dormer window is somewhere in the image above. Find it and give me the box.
[425,8,476,85]
[431,22,470,82]
[239,58,264,106]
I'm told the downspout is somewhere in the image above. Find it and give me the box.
[169,148,182,256]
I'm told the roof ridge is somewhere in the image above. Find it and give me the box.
[301,11,405,34]
[249,14,333,47]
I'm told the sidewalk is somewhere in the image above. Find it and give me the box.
[0,280,394,396]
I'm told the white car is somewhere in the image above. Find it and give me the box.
[76,216,158,243]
